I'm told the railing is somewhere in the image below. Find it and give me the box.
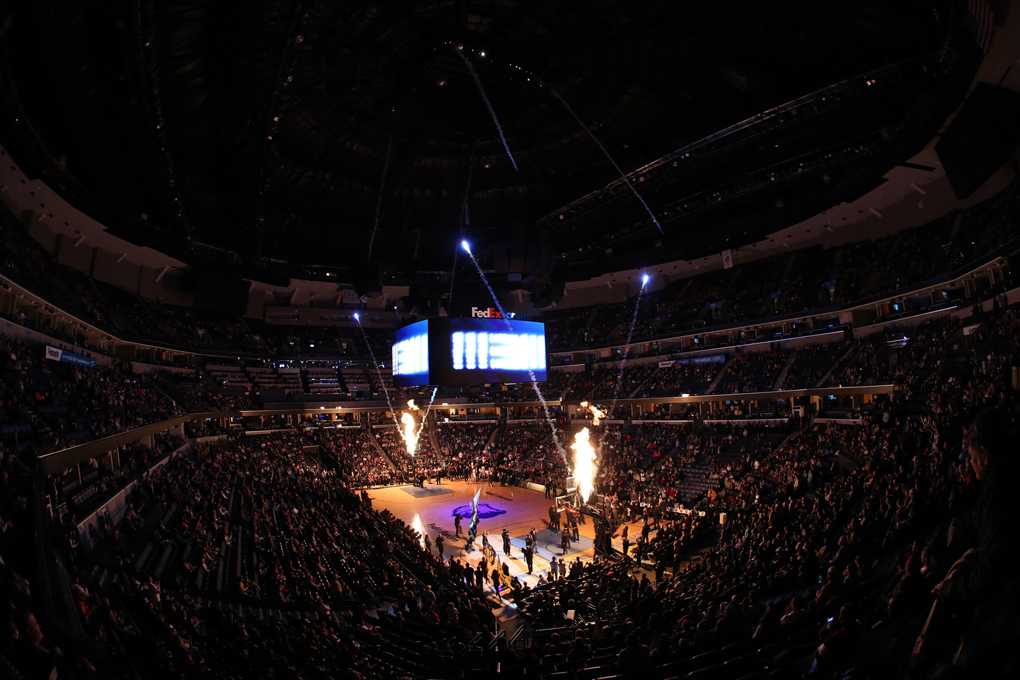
[36,411,220,475]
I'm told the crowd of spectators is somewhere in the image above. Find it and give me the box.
[0,334,181,453]
[491,422,571,487]
[715,351,789,394]
[311,426,399,487]
[780,342,847,389]
[0,176,1017,677]
[432,422,497,479]
[0,302,1015,679]
[510,303,1019,678]
[52,432,184,525]
[542,179,1018,352]
[51,434,498,678]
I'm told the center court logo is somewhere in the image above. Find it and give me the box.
[470,306,516,319]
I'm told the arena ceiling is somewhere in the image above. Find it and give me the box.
[0,0,980,292]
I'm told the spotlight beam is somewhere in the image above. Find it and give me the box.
[453,49,519,172]
[460,243,567,464]
[551,89,663,234]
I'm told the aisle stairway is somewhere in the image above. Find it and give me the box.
[817,342,859,387]
[773,352,797,389]
[366,427,403,477]
[706,355,736,394]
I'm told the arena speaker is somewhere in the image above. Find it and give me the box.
[935,82,1020,199]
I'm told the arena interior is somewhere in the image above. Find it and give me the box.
[1,2,1020,678]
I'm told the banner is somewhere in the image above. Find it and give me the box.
[45,346,96,368]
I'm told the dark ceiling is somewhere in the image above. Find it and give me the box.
[0,0,979,288]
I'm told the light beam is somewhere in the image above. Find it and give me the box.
[460,243,566,463]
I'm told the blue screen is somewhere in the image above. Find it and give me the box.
[445,318,546,384]
[391,317,547,387]
[391,320,430,387]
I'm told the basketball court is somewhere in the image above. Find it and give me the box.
[368,479,603,587]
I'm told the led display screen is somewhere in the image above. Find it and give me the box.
[391,320,430,387]
[391,318,547,387]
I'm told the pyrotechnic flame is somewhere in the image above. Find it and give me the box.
[407,399,419,411]
[580,401,606,427]
[570,427,598,503]
[400,411,418,456]
[411,513,425,549]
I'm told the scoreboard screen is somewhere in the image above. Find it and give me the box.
[392,318,547,387]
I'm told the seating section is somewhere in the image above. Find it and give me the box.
[541,180,1018,351]
[714,351,789,393]
[206,363,255,392]
[246,366,302,394]
[780,341,846,388]
[303,365,343,395]
[64,434,496,678]
[0,334,182,453]
[341,366,371,397]
[511,307,1019,678]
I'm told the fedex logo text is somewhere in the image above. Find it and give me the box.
[470,307,516,319]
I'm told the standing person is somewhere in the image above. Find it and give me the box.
[571,515,580,542]
[622,535,630,562]
[529,527,537,548]
[549,506,559,532]
[475,563,485,590]
[454,512,462,537]
[501,528,512,556]
[424,534,433,555]
[491,566,502,596]
[524,544,534,574]
[549,556,559,581]
[436,534,445,560]
[561,530,571,555]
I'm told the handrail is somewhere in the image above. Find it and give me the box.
[37,410,223,475]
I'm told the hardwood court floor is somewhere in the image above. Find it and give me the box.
[368,480,600,586]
